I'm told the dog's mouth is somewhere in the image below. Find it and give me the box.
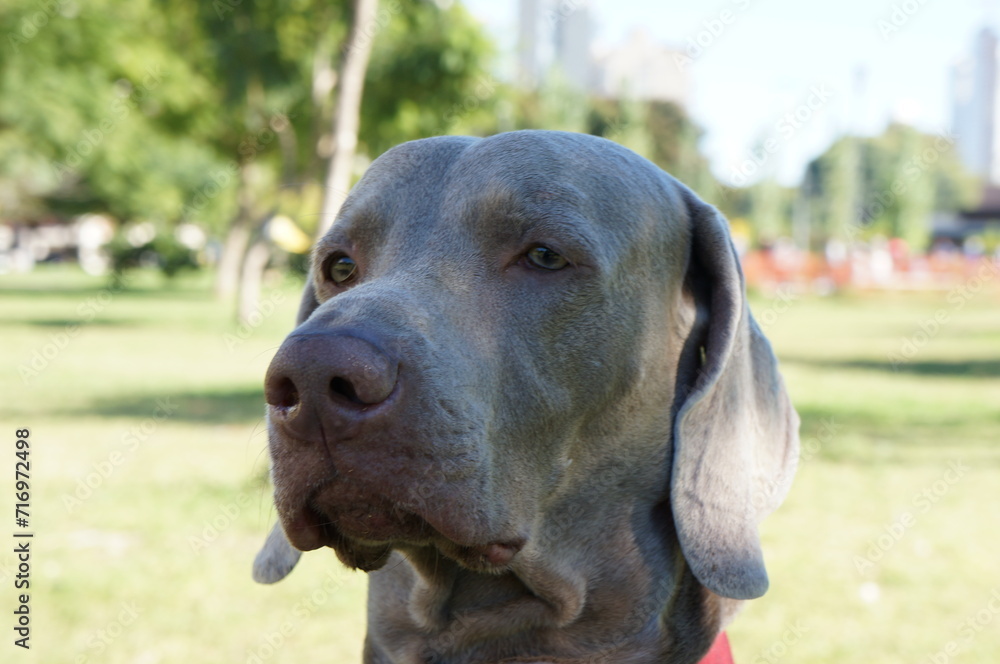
[280,481,525,573]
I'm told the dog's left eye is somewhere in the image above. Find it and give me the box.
[525,246,569,271]
[327,256,358,284]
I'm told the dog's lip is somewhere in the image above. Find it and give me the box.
[283,481,527,570]
[281,503,334,552]
[430,535,527,572]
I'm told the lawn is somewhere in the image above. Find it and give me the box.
[2,265,998,663]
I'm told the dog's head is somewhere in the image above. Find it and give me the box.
[261,131,798,608]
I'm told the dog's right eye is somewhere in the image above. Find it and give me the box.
[525,246,569,271]
[327,256,358,284]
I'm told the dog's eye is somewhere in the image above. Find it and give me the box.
[526,246,569,271]
[327,256,358,284]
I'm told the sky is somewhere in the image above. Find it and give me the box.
[460,0,996,186]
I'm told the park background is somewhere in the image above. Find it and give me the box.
[1,0,998,662]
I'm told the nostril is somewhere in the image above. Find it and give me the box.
[268,376,300,409]
[267,334,397,413]
[330,376,362,405]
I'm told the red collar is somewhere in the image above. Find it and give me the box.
[698,632,734,664]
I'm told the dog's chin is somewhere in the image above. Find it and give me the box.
[278,485,525,575]
[277,506,397,571]
[277,493,418,571]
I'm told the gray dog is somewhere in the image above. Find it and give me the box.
[254,130,799,664]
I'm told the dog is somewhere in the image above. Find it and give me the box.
[254,130,799,663]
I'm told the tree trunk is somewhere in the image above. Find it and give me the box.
[214,165,257,299]
[215,219,252,300]
[316,0,379,237]
[237,236,273,324]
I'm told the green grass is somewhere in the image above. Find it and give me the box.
[2,265,998,663]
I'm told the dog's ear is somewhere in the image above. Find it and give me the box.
[253,521,304,584]
[253,281,320,584]
[295,279,320,325]
[669,186,799,600]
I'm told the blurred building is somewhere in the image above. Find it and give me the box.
[517,0,689,105]
[951,28,1000,183]
[553,1,593,91]
[517,0,543,88]
[593,28,690,106]
[946,27,1000,242]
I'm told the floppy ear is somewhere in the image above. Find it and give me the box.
[670,186,799,600]
[295,279,320,325]
[253,280,322,584]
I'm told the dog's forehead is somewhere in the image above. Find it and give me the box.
[449,131,670,216]
[330,131,684,256]
[355,132,631,204]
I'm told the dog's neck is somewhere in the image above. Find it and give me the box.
[361,500,738,663]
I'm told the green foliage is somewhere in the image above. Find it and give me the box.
[0,0,498,258]
[360,1,497,156]
[0,0,227,224]
[586,97,723,205]
[107,232,201,278]
[748,178,793,244]
[804,124,977,249]
[646,101,715,194]
[1,1,978,262]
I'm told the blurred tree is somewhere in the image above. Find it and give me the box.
[646,101,711,184]
[804,124,976,250]
[177,0,497,312]
[826,135,860,243]
[515,67,589,134]
[0,0,226,226]
[587,98,724,206]
[747,178,790,245]
[178,0,350,300]
[316,0,378,241]
[892,127,936,248]
[360,1,498,157]
[597,94,653,160]
[0,0,496,317]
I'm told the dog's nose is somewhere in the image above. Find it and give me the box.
[265,333,398,441]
